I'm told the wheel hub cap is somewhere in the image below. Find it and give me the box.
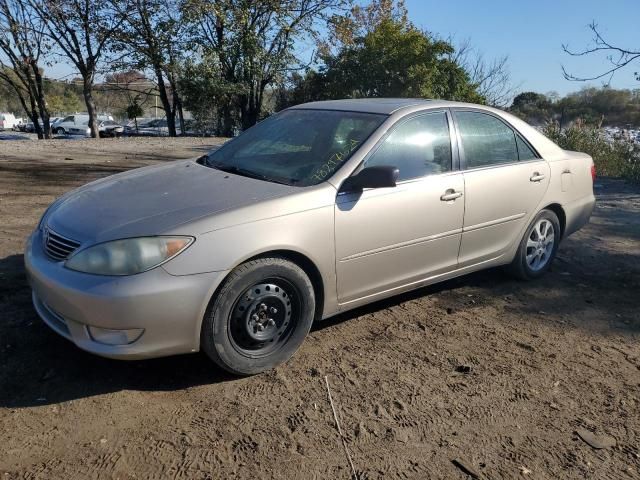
[235,283,292,342]
[526,219,555,271]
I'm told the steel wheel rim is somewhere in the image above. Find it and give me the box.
[227,278,299,358]
[526,219,555,271]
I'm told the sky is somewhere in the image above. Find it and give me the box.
[404,0,639,95]
[46,0,638,97]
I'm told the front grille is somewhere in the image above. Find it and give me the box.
[43,227,81,261]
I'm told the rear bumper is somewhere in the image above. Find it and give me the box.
[564,193,596,237]
[25,229,227,360]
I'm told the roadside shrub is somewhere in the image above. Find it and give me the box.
[543,120,640,182]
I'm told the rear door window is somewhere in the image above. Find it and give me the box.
[455,111,518,168]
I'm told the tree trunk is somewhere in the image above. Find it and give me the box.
[29,97,43,140]
[219,104,234,137]
[153,66,176,137]
[172,92,185,135]
[82,76,99,138]
[177,98,185,135]
[239,84,264,131]
[32,65,51,139]
[173,89,185,135]
[168,71,185,135]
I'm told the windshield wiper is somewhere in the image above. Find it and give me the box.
[209,163,294,185]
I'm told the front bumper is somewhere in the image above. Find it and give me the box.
[25,229,227,360]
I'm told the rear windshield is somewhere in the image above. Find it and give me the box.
[205,109,386,186]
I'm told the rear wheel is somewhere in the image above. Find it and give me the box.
[508,209,560,280]
[201,257,315,375]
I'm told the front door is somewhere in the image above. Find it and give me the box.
[334,111,465,305]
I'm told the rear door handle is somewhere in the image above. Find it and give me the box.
[440,189,463,201]
[530,172,546,182]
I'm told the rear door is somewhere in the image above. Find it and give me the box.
[452,109,550,266]
[334,110,465,304]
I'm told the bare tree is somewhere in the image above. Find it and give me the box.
[28,0,123,138]
[562,22,640,83]
[109,0,186,136]
[452,39,517,108]
[0,0,51,138]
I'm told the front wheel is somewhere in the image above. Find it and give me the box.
[508,209,561,280]
[201,257,316,375]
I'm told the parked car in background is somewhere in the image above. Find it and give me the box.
[65,120,124,138]
[25,119,44,133]
[51,117,65,132]
[124,118,152,136]
[0,113,18,130]
[48,117,61,130]
[12,117,25,131]
[124,118,192,136]
[26,99,596,375]
[67,122,91,137]
[98,120,124,138]
[133,118,169,136]
[52,114,113,134]
[23,118,61,134]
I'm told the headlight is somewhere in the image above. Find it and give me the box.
[65,236,193,276]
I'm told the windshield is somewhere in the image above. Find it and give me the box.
[204,109,386,186]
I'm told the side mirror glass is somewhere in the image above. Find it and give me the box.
[340,165,399,192]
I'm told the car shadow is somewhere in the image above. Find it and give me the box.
[0,254,237,409]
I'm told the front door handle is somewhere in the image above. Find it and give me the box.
[440,189,463,201]
[530,172,546,182]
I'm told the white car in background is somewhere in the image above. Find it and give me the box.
[0,113,18,130]
[67,122,91,136]
[67,120,124,137]
[53,114,113,135]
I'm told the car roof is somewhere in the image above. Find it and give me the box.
[288,98,495,115]
[289,97,566,160]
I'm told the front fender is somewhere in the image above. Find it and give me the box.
[162,204,338,318]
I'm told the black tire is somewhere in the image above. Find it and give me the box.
[508,209,561,280]
[201,257,315,375]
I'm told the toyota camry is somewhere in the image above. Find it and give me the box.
[26,99,596,375]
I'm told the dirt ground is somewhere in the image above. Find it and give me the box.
[0,135,639,480]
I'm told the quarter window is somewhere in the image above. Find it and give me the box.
[456,111,518,168]
[516,134,538,160]
[365,112,452,181]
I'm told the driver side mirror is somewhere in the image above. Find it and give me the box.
[340,165,399,193]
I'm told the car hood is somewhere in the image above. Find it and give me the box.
[46,160,298,243]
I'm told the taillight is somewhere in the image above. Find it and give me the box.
[590,164,596,183]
